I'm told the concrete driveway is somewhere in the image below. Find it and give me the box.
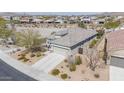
[32,53,65,73]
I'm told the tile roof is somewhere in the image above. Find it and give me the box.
[107,30,124,52]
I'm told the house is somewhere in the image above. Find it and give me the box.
[1,16,11,21]
[110,50,124,80]
[80,16,91,24]
[31,18,43,23]
[12,16,20,21]
[19,16,31,23]
[94,19,105,25]
[54,19,64,24]
[50,28,97,56]
[107,29,124,57]
[45,19,54,23]
[107,30,124,80]
[68,16,78,24]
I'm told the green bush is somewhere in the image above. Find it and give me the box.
[78,22,86,28]
[97,31,104,39]
[104,21,120,29]
[61,73,68,80]
[51,69,60,76]
[75,56,82,65]
[36,52,41,57]
[69,64,76,72]
[89,39,98,48]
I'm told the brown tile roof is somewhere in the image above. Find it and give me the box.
[107,30,124,52]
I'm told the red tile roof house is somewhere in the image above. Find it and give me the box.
[107,30,124,80]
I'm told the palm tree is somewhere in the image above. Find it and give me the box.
[15,30,45,52]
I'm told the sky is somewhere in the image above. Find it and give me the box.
[0,12,103,16]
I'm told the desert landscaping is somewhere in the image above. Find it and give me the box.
[50,54,109,81]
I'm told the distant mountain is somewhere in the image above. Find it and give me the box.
[0,12,28,16]
[26,12,103,16]
[0,12,103,16]
[102,12,124,16]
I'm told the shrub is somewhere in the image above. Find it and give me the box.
[104,21,120,29]
[23,58,29,62]
[21,53,26,57]
[66,65,69,68]
[30,53,35,57]
[64,59,68,63]
[78,22,86,28]
[18,56,25,60]
[97,31,104,39]
[17,48,21,51]
[61,73,68,79]
[94,74,100,78]
[69,64,76,72]
[61,66,63,68]
[51,69,60,76]
[89,39,98,48]
[36,52,41,57]
[75,56,82,65]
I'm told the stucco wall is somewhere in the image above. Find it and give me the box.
[110,56,124,81]
[110,66,124,81]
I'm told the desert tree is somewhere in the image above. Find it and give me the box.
[85,47,100,71]
[15,30,45,52]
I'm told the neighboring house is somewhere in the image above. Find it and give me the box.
[94,19,105,25]
[1,16,11,21]
[80,16,91,24]
[54,19,64,24]
[107,30,124,80]
[69,16,78,24]
[45,19,54,23]
[12,16,20,21]
[107,30,124,57]
[20,16,30,23]
[50,28,97,56]
[110,50,124,81]
[31,18,43,23]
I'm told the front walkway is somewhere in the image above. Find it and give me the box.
[32,53,65,73]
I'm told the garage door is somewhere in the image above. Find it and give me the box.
[53,47,69,56]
